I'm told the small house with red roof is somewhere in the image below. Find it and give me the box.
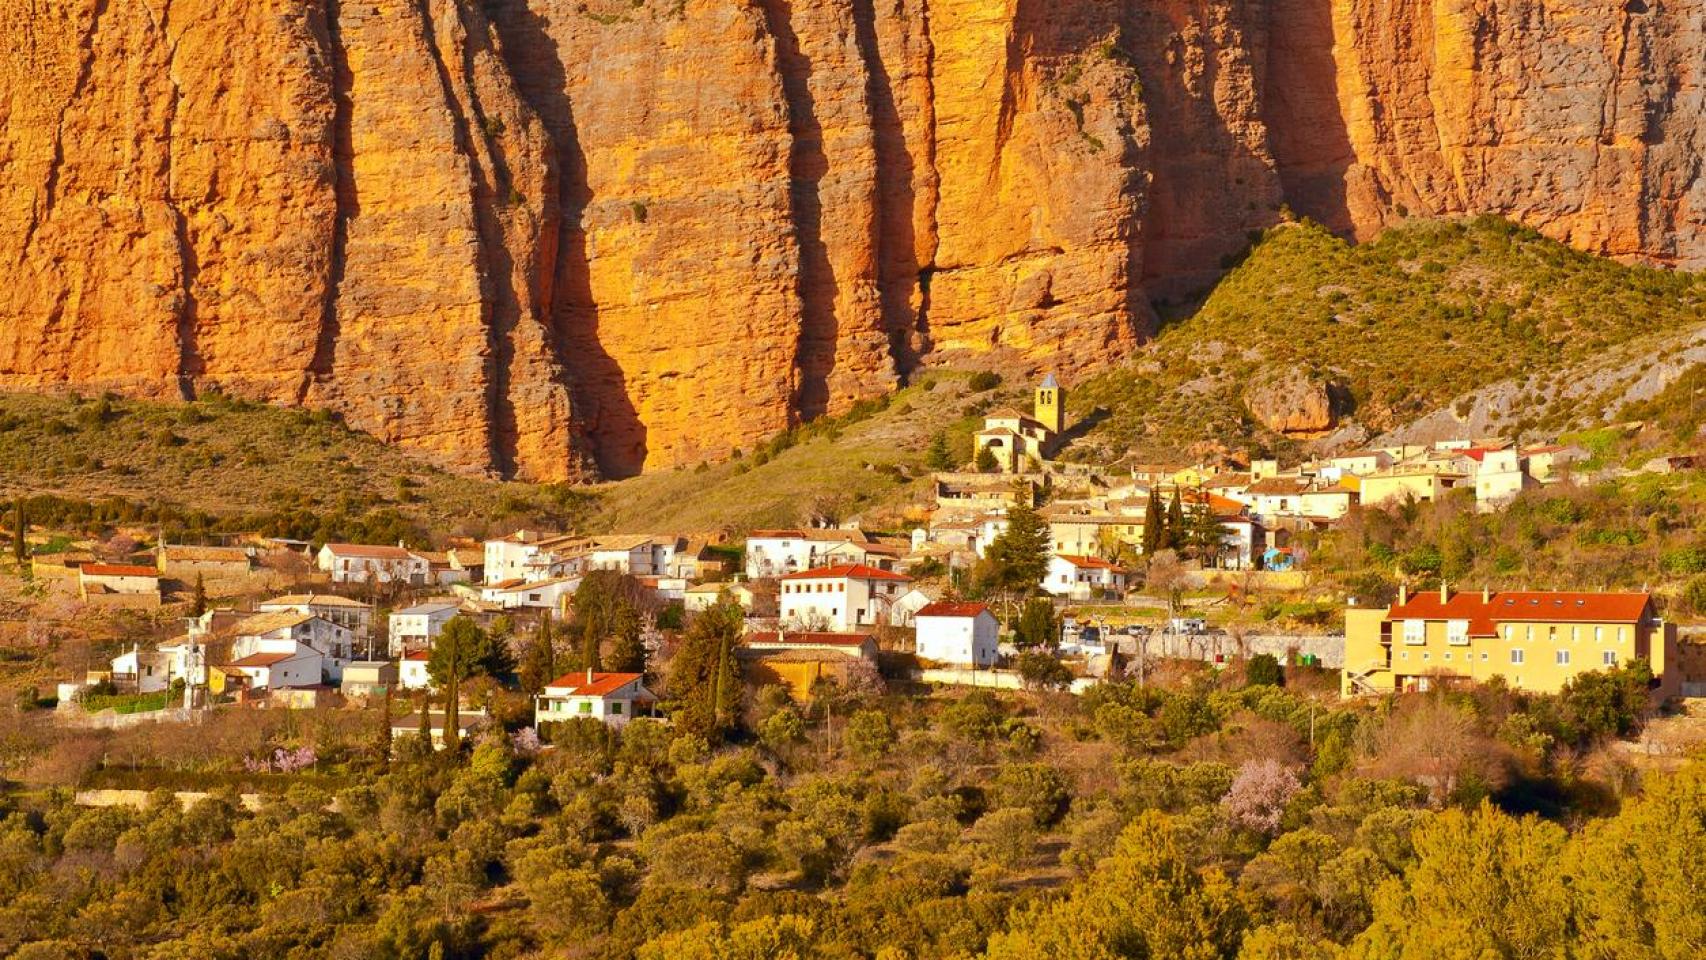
[77,563,162,605]
[536,670,655,729]
[914,602,1000,668]
[779,564,913,631]
[1043,555,1128,600]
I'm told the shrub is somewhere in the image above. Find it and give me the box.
[967,371,1002,392]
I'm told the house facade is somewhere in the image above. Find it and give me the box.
[258,594,374,645]
[744,529,872,579]
[1042,555,1128,600]
[317,544,429,585]
[1343,587,1679,698]
[78,564,162,605]
[779,564,913,631]
[388,601,461,656]
[914,602,1000,668]
[975,376,1066,474]
[480,576,578,611]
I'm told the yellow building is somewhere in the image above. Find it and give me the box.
[1343,586,1678,698]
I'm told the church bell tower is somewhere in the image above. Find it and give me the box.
[1034,373,1065,435]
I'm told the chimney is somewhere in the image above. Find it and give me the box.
[586,667,593,684]
[1439,581,1449,603]
[1398,583,1409,606]
[1482,585,1491,603]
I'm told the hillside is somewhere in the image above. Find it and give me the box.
[0,391,587,544]
[1071,217,1706,462]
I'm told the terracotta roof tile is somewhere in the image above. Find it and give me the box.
[780,564,912,582]
[916,601,992,618]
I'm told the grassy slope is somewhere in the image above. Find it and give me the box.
[1072,216,1706,461]
[0,391,587,541]
[585,376,994,533]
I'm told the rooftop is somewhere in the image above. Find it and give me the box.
[780,564,912,582]
[1388,590,1652,630]
[322,543,413,560]
[916,601,991,619]
[80,563,160,578]
[262,593,370,608]
[745,631,878,649]
[542,672,647,697]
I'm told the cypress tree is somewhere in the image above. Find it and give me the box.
[1164,491,1186,550]
[1141,487,1164,556]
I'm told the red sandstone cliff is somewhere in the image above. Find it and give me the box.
[2,0,1700,479]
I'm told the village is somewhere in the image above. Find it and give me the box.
[17,374,1700,744]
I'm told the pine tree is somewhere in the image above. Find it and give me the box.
[428,616,505,752]
[190,573,208,618]
[925,431,954,470]
[519,611,557,695]
[984,488,1051,597]
[975,444,999,473]
[1141,487,1164,556]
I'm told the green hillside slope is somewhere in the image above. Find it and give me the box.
[1072,216,1706,461]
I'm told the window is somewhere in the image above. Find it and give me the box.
[1594,626,1604,643]
[1602,651,1617,667]
[1403,620,1426,645]
[1504,624,1514,641]
[610,702,624,715]
[1618,627,1628,645]
[1481,652,1489,661]
[1446,620,1469,645]
[1571,625,1580,642]
[578,701,592,715]
[1555,650,1570,666]
[1422,652,1430,661]
[1510,649,1525,665]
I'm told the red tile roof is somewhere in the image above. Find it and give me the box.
[81,564,160,578]
[227,652,297,668]
[1389,591,1651,632]
[1055,555,1126,572]
[323,543,413,560]
[544,672,646,697]
[745,631,877,649]
[916,601,992,619]
[780,564,912,582]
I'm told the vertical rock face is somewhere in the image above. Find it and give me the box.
[2,0,1702,479]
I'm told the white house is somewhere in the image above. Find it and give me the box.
[1475,448,1537,513]
[588,535,681,576]
[388,601,461,656]
[225,645,323,691]
[480,576,579,611]
[109,644,172,694]
[779,564,913,631]
[258,594,374,646]
[483,530,587,585]
[744,529,873,579]
[914,602,1000,668]
[535,671,655,729]
[888,587,936,627]
[229,610,353,682]
[684,582,755,612]
[1043,555,1129,600]
[399,651,434,691]
[317,544,428,585]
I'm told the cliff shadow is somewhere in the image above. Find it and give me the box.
[305,0,358,403]
[761,0,838,423]
[851,0,926,378]
[488,1,647,479]
[1260,0,1355,235]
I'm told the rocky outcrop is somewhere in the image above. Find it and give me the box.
[1243,366,1339,436]
[2,0,1702,479]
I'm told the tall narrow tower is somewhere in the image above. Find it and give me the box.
[1034,373,1065,435]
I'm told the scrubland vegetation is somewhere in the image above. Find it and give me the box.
[1,650,1696,959]
[1073,216,1706,460]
